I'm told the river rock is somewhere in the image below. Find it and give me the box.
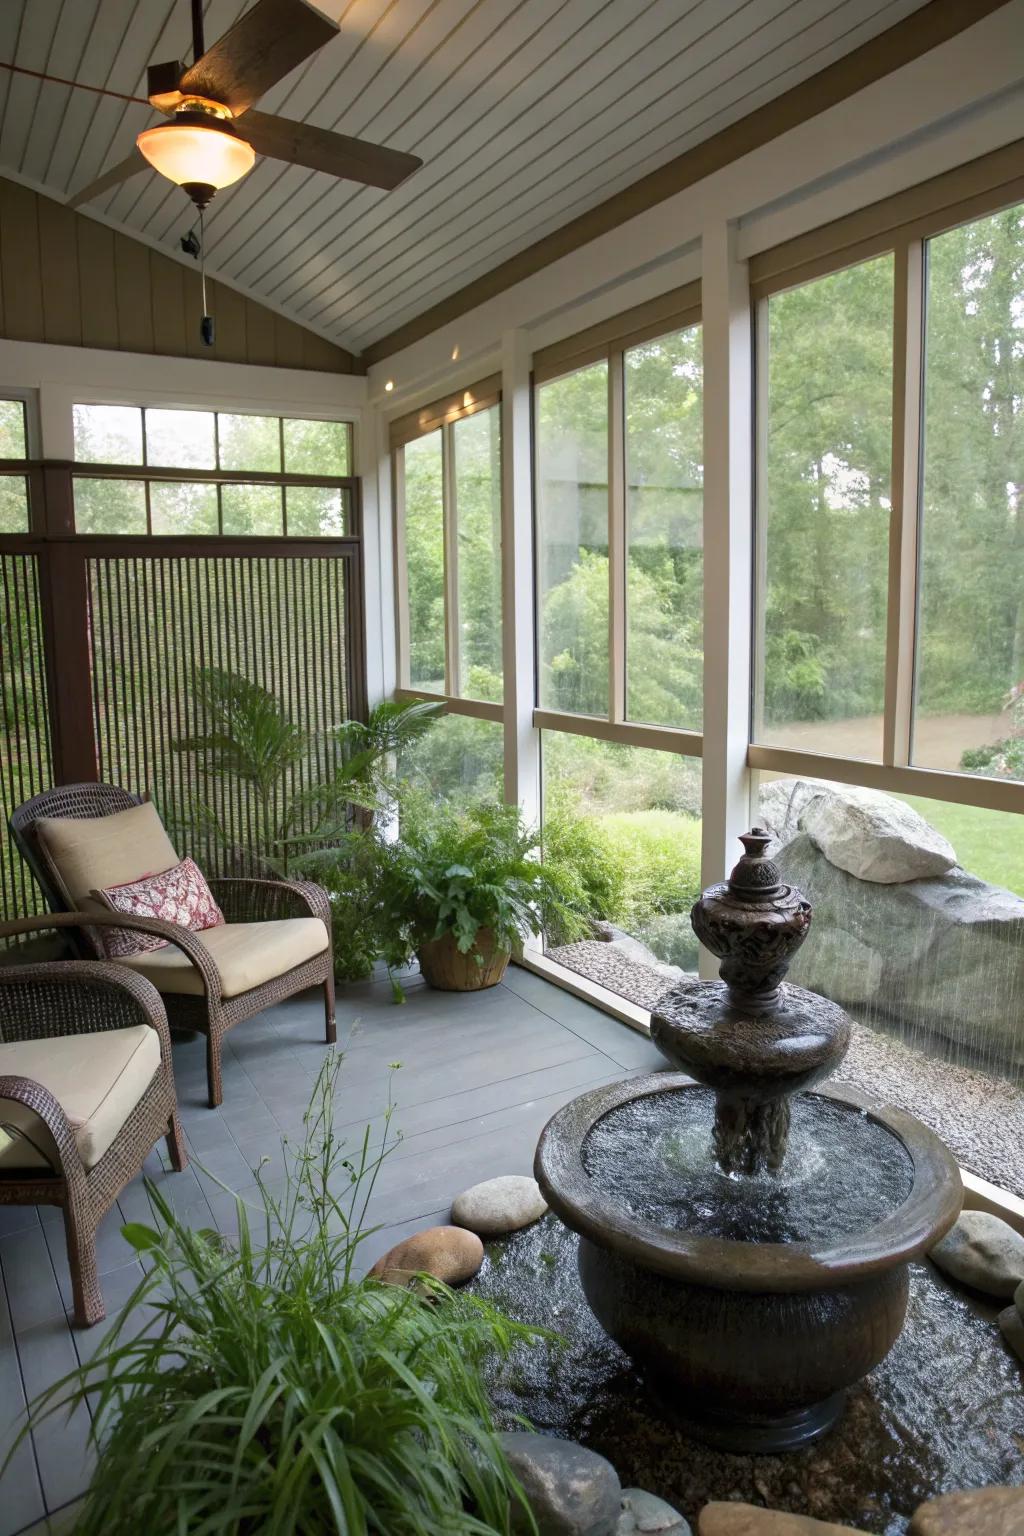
[928,1211,1024,1298]
[498,1431,622,1536]
[908,1486,1024,1534]
[774,832,1024,1068]
[452,1175,548,1235]
[369,1225,483,1287]
[697,1505,869,1534]
[800,785,956,883]
[618,1487,691,1533]
[998,1304,1024,1365]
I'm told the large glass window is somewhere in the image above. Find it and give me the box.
[913,201,1024,782]
[397,712,503,806]
[536,361,609,716]
[542,731,702,1000]
[395,399,502,702]
[401,429,445,692]
[625,326,703,731]
[71,404,353,536]
[755,255,894,761]
[0,398,30,533]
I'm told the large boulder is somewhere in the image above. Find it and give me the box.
[774,832,1024,1068]
[759,778,956,883]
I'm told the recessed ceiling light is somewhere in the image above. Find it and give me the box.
[384,380,394,392]
[451,345,460,361]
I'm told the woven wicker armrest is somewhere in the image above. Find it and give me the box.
[0,959,175,1066]
[0,1073,80,1172]
[207,877,333,927]
[0,913,223,1005]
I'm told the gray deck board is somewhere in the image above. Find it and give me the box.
[0,965,650,1534]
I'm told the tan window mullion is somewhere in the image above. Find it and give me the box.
[442,420,460,698]
[750,297,771,744]
[533,282,701,385]
[883,237,925,769]
[388,375,501,450]
[609,346,626,724]
[392,447,411,689]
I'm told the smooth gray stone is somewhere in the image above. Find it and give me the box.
[928,1211,1024,1298]
[998,1304,1024,1365]
[1015,1275,1024,1316]
[499,1431,622,1536]
[618,1487,692,1533]
[452,1174,548,1235]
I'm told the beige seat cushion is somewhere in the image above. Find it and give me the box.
[0,1025,161,1174]
[115,918,329,999]
[36,802,180,911]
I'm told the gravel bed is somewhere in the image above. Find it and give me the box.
[548,939,1024,1198]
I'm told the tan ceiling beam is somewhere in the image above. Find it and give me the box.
[361,0,1011,368]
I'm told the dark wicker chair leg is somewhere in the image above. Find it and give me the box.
[65,1206,104,1328]
[166,1110,188,1172]
[206,1029,223,1109]
[324,972,336,1045]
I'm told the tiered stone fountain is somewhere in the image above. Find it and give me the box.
[535,831,963,1452]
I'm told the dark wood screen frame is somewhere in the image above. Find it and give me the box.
[0,461,367,793]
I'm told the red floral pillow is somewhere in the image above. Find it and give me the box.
[91,857,224,959]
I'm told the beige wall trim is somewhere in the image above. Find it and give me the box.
[534,708,703,757]
[362,0,1010,367]
[749,139,1024,299]
[396,686,504,724]
[748,743,1024,815]
[388,375,501,448]
[533,284,701,385]
[0,178,355,373]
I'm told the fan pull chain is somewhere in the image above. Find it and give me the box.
[200,209,214,348]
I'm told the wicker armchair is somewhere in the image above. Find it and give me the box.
[9,784,336,1108]
[0,950,186,1326]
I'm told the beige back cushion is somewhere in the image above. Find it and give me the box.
[36,802,180,910]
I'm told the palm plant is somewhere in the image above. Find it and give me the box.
[15,1055,540,1535]
[172,668,443,875]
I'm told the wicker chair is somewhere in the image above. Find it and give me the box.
[9,784,336,1109]
[0,947,186,1326]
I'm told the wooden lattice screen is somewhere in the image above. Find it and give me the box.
[88,554,354,875]
[1,553,53,918]
[0,463,364,924]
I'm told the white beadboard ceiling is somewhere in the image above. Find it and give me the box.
[0,0,930,357]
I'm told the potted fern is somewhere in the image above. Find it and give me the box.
[377,799,584,993]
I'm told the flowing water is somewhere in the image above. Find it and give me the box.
[581,1087,914,1244]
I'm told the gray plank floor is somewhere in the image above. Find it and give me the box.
[0,963,663,1535]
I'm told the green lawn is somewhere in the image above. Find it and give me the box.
[901,795,1024,897]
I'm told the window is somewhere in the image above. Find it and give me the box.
[755,255,894,762]
[71,404,353,536]
[536,361,609,716]
[913,201,1024,783]
[625,326,703,730]
[0,398,30,533]
[393,389,502,703]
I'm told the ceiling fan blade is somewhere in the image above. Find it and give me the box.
[235,110,422,190]
[179,0,339,116]
[67,147,150,208]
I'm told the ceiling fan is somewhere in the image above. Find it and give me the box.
[54,0,423,211]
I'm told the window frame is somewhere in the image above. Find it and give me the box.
[69,403,356,540]
[391,376,504,723]
[750,152,1024,817]
[532,283,704,763]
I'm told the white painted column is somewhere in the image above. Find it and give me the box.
[500,327,540,824]
[699,219,754,976]
[362,402,396,709]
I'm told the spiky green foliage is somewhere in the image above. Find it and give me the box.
[172,668,444,875]
[16,1055,539,1535]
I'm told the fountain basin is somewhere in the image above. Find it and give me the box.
[535,1074,962,1453]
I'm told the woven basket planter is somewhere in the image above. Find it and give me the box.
[416,929,511,991]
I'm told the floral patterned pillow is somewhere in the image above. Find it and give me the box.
[91,857,224,959]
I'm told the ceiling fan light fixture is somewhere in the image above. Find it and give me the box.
[137,102,254,207]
